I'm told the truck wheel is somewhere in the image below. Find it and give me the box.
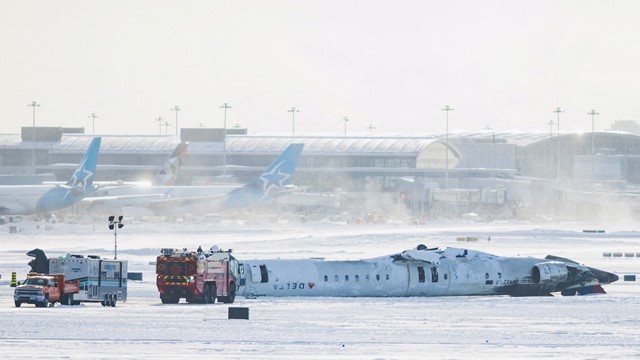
[102,294,108,307]
[210,283,217,304]
[222,285,236,304]
[14,301,21,308]
[111,294,117,307]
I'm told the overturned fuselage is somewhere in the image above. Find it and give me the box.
[238,246,619,297]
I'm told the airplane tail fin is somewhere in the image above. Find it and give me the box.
[249,143,304,193]
[65,137,101,193]
[222,143,304,209]
[152,142,189,186]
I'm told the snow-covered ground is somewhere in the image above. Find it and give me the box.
[1,218,639,359]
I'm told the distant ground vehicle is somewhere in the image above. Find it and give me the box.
[156,246,240,304]
[14,274,79,307]
[21,249,128,307]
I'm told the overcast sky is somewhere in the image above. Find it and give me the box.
[2,1,640,136]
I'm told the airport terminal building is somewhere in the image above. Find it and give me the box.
[2,126,640,219]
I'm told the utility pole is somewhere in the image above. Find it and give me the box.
[340,116,349,136]
[553,107,563,180]
[442,105,454,189]
[154,116,164,134]
[288,107,299,136]
[219,103,232,175]
[88,113,99,134]
[170,106,181,135]
[27,101,40,174]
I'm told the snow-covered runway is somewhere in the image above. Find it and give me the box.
[1,219,639,359]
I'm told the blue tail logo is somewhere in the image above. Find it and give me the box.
[223,143,304,209]
[36,137,101,213]
[66,137,101,195]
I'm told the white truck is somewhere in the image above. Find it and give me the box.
[47,254,128,306]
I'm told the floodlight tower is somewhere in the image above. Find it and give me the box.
[108,216,124,260]
[340,116,349,136]
[88,113,99,134]
[219,103,232,175]
[441,105,454,189]
[154,116,164,134]
[288,107,299,136]
[170,106,181,135]
[553,107,563,180]
[27,101,40,173]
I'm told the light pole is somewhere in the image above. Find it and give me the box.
[588,109,599,156]
[27,101,40,173]
[288,107,299,136]
[547,119,555,137]
[588,109,599,178]
[88,113,99,134]
[442,105,454,189]
[108,216,124,260]
[340,116,349,136]
[219,103,232,175]
[553,107,563,180]
[170,106,181,135]
[154,116,164,134]
[162,119,171,134]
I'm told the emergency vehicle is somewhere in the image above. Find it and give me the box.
[156,246,240,304]
[48,254,127,306]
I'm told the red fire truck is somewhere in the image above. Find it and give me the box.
[156,246,240,304]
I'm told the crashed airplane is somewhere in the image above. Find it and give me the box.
[238,245,619,297]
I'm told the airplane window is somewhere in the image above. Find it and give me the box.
[366,275,370,281]
[324,275,328,282]
[418,267,425,283]
[355,275,359,281]
[386,274,390,280]
[431,267,439,283]
[498,272,502,279]
[345,275,349,281]
[444,273,448,280]
[259,265,269,283]
[334,275,339,282]
[376,274,380,281]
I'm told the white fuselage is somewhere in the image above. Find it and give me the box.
[0,185,58,215]
[238,247,606,297]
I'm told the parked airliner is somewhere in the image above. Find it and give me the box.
[84,143,304,215]
[0,137,101,216]
[238,245,618,297]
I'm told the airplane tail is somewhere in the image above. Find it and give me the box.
[65,137,101,193]
[152,142,189,186]
[222,143,304,209]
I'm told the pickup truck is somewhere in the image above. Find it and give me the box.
[13,274,79,307]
